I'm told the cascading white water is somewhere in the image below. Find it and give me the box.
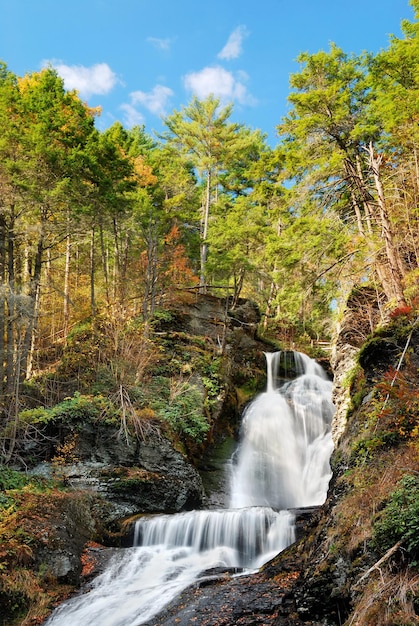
[231,351,334,510]
[44,351,334,626]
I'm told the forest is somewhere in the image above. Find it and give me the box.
[1,3,419,412]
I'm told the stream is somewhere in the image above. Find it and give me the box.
[44,351,335,626]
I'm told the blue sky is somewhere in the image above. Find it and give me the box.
[1,0,414,145]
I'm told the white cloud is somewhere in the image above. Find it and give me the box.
[47,61,118,98]
[183,66,255,106]
[120,103,145,128]
[147,36,173,51]
[217,26,249,60]
[130,84,174,117]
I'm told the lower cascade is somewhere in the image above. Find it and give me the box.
[44,351,335,626]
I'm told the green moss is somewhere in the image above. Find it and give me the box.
[106,468,160,494]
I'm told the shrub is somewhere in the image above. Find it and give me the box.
[154,379,209,443]
[0,467,31,492]
[350,432,402,464]
[373,474,419,566]
[17,393,118,427]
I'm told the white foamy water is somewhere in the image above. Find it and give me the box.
[45,351,334,626]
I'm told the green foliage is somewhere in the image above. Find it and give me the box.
[0,467,30,508]
[373,313,415,344]
[0,467,30,492]
[152,379,209,443]
[151,309,175,324]
[202,376,219,408]
[373,474,419,565]
[350,431,401,464]
[0,468,49,511]
[17,393,118,427]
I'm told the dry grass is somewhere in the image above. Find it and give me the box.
[348,570,419,626]
[332,444,419,557]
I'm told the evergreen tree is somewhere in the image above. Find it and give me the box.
[162,96,260,291]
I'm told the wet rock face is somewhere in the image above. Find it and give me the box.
[330,287,388,446]
[330,339,358,445]
[140,570,298,626]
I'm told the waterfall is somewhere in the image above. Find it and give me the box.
[231,351,334,509]
[44,351,334,626]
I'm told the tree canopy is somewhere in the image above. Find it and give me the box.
[0,2,418,399]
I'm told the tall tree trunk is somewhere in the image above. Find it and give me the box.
[99,220,110,305]
[0,215,6,393]
[142,219,158,319]
[120,229,130,306]
[112,217,121,303]
[349,188,365,237]
[90,224,96,318]
[200,169,211,292]
[6,215,15,394]
[344,154,405,305]
[150,226,159,315]
[264,280,277,330]
[366,143,406,306]
[232,267,245,307]
[21,218,45,380]
[63,228,71,338]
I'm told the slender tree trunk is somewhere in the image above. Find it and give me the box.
[366,143,406,306]
[232,267,245,307]
[345,154,405,304]
[99,220,110,305]
[112,217,121,303]
[344,157,374,235]
[63,227,71,338]
[150,225,158,315]
[349,188,365,236]
[355,154,375,235]
[264,280,277,330]
[0,215,6,393]
[6,215,15,394]
[142,219,158,319]
[90,224,96,317]
[22,217,45,380]
[120,230,130,306]
[200,169,211,292]
[264,213,282,330]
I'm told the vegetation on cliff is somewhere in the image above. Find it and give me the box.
[288,302,419,625]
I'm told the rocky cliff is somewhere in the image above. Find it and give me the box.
[137,291,419,626]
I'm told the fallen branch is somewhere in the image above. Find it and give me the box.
[353,540,402,589]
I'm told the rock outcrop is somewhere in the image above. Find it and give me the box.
[32,429,205,520]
